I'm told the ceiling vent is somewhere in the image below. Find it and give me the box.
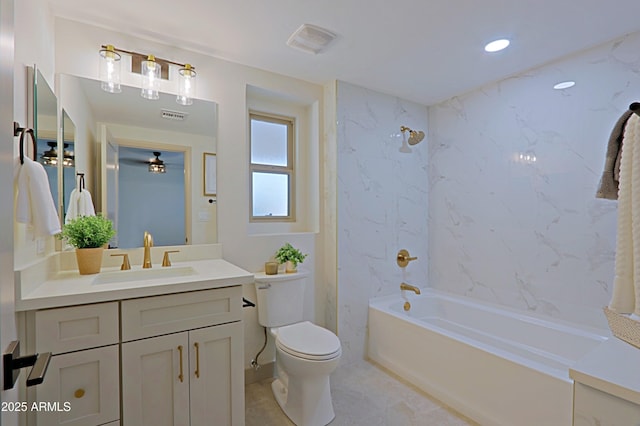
[161,109,188,121]
[286,24,337,54]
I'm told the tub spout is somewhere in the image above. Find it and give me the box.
[400,282,421,295]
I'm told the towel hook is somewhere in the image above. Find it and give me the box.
[76,172,85,193]
[14,122,36,165]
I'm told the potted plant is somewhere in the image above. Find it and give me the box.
[275,242,307,273]
[58,215,116,275]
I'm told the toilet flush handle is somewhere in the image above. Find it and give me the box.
[257,283,271,290]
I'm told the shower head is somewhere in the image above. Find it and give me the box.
[400,126,425,145]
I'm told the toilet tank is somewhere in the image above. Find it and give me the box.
[254,270,308,327]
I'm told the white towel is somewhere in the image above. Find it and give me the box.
[609,113,640,317]
[15,157,61,236]
[65,188,95,224]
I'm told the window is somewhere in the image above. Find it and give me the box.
[250,112,295,221]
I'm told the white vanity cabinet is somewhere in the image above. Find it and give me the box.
[28,302,120,426]
[120,287,244,426]
[23,285,244,426]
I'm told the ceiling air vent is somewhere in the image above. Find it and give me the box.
[161,109,188,121]
[286,24,337,55]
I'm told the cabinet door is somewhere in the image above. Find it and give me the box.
[121,333,190,426]
[35,345,119,426]
[189,322,244,426]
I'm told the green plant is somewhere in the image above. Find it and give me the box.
[275,242,307,267]
[58,215,115,249]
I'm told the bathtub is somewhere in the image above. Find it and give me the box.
[368,289,609,426]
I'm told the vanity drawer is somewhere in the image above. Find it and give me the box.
[121,286,242,342]
[34,302,119,354]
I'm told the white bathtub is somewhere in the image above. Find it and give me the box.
[368,289,608,426]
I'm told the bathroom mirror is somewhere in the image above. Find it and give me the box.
[31,66,60,221]
[58,74,218,248]
[61,110,76,219]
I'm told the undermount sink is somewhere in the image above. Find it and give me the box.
[92,266,197,285]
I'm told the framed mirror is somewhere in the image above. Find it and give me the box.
[58,74,218,249]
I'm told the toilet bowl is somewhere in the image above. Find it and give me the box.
[254,271,342,426]
[270,321,341,426]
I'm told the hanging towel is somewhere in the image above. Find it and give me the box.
[15,157,61,236]
[65,188,95,224]
[596,110,633,200]
[609,113,640,317]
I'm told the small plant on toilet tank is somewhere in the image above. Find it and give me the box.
[275,243,307,273]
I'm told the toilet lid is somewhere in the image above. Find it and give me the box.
[276,321,341,359]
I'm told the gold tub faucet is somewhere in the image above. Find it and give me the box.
[400,282,421,295]
[143,231,154,268]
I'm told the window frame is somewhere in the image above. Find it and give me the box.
[249,111,296,222]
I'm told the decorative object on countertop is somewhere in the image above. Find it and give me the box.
[57,215,116,275]
[603,307,640,349]
[275,243,307,273]
[264,261,278,275]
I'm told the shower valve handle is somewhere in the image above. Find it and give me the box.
[397,249,417,268]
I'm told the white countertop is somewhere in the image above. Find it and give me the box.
[16,258,254,311]
[569,337,640,405]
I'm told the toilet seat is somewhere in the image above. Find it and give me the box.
[275,321,341,361]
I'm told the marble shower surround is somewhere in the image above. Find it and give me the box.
[428,31,640,329]
[336,81,429,365]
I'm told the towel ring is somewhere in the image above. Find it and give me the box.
[15,123,37,165]
[76,173,85,193]
[630,102,640,117]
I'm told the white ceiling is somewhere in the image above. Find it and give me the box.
[49,0,640,105]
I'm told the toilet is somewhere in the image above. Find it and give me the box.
[254,270,341,426]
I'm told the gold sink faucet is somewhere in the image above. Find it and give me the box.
[143,231,154,268]
[400,282,421,295]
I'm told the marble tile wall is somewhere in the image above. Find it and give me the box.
[336,81,429,364]
[428,32,640,329]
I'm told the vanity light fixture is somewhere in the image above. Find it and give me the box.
[177,64,197,106]
[98,44,122,93]
[141,55,161,100]
[98,45,197,104]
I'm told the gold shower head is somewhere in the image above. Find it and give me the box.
[400,125,425,145]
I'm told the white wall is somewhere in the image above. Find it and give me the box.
[336,81,429,365]
[54,18,324,368]
[13,0,57,268]
[427,32,640,329]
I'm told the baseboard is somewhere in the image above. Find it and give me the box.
[244,361,275,385]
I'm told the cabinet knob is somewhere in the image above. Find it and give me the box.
[74,388,85,399]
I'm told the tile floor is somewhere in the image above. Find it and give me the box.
[245,360,478,426]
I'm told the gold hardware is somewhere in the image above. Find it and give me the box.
[162,250,180,267]
[400,282,421,294]
[397,249,418,268]
[194,342,200,379]
[143,231,154,268]
[74,388,85,399]
[111,253,131,270]
[178,345,184,383]
[404,301,411,311]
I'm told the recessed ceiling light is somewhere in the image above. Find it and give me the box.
[484,39,510,53]
[553,81,576,90]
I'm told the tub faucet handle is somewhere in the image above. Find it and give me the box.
[397,249,417,268]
